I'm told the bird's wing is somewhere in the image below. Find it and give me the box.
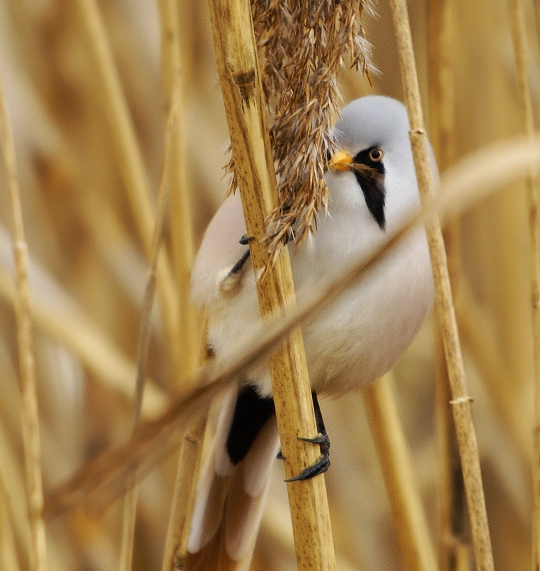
[190,193,248,309]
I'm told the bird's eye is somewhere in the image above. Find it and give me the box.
[369,148,384,162]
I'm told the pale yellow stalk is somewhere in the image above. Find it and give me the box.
[157,1,206,569]
[0,73,48,571]
[0,466,20,571]
[387,0,494,568]
[364,374,437,571]
[505,0,540,564]
[206,0,336,568]
[118,75,182,570]
[426,0,470,567]
[74,0,181,371]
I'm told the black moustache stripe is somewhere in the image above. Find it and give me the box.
[352,147,386,230]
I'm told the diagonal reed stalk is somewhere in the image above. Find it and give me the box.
[505,0,540,565]
[0,267,167,417]
[0,72,48,571]
[426,0,471,568]
[206,0,336,568]
[74,0,182,374]
[387,0,494,568]
[117,72,183,571]
[363,373,437,571]
[43,134,540,520]
[159,0,201,381]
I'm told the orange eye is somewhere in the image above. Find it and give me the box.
[369,148,383,162]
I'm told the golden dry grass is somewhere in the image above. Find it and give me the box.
[0,1,539,570]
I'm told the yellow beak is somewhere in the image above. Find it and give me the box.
[328,150,353,171]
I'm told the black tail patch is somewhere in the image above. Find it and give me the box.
[226,385,276,465]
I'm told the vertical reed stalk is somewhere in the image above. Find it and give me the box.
[159,0,201,380]
[74,0,181,372]
[158,1,206,568]
[0,75,48,571]
[160,417,206,571]
[206,0,336,568]
[118,76,181,571]
[426,0,470,568]
[363,374,437,571]
[387,0,494,568]
[506,0,540,565]
[0,465,20,571]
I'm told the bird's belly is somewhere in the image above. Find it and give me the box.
[207,232,433,398]
[302,235,433,395]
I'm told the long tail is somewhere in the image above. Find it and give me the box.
[185,385,280,571]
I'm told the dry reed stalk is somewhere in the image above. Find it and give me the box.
[118,74,182,570]
[0,73,48,570]
[434,335,471,571]
[74,0,182,372]
[207,0,336,568]
[387,0,494,568]
[160,417,206,571]
[0,466,20,571]
[45,134,540,519]
[158,0,201,381]
[0,268,167,417]
[157,2,206,568]
[505,0,540,565]
[363,373,437,571]
[261,503,361,571]
[426,0,470,568]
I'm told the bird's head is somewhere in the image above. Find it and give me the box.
[326,96,430,232]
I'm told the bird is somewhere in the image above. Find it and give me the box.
[185,95,436,570]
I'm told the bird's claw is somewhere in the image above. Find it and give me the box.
[284,428,331,482]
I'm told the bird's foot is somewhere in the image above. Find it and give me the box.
[283,392,331,482]
[284,430,330,482]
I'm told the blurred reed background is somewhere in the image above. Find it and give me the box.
[0,0,539,570]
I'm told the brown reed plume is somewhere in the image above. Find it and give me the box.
[226,0,375,252]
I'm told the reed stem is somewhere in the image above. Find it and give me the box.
[74,0,181,373]
[0,70,48,571]
[505,0,540,564]
[364,374,437,571]
[118,74,182,571]
[387,0,494,568]
[206,0,336,568]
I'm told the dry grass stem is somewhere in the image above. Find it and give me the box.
[363,374,437,571]
[0,466,20,571]
[0,72,47,570]
[426,0,468,567]
[434,334,471,571]
[157,2,206,569]
[387,0,494,568]
[207,0,336,568]
[118,74,182,570]
[44,134,540,519]
[158,0,201,381]
[74,0,181,370]
[506,0,540,563]
[160,417,206,571]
